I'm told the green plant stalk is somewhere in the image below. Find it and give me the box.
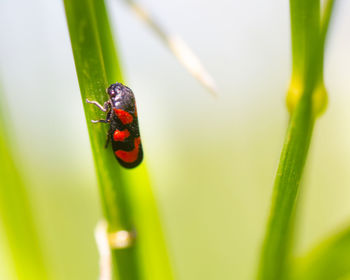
[293,225,350,280]
[291,0,336,83]
[63,0,173,279]
[257,0,336,279]
[63,0,140,278]
[257,81,315,280]
[0,94,48,279]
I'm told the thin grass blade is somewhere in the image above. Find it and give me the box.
[122,0,218,96]
[0,87,48,280]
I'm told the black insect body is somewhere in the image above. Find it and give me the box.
[87,83,143,168]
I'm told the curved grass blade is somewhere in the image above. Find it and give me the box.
[0,88,48,280]
[293,225,350,280]
[121,0,218,96]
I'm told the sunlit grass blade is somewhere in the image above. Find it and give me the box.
[292,225,350,280]
[121,0,218,96]
[63,0,173,279]
[257,0,337,279]
[0,89,48,280]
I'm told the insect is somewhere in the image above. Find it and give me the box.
[86,83,143,169]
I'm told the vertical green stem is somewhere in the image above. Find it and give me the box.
[63,0,173,279]
[258,90,315,280]
[257,0,336,279]
[63,0,140,279]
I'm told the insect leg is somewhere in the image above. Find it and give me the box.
[90,105,112,123]
[86,99,109,112]
[91,119,109,123]
[105,134,111,148]
[105,126,113,148]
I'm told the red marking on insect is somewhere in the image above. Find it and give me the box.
[115,137,141,163]
[113,129,130,142]
[87,83,143,168]
[113,109,133,125]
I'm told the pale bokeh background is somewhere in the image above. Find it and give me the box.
[0,0,350,279]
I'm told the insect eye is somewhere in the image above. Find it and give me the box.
[107,87,116,97]
[116,85,123,94]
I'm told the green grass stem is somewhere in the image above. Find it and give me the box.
[63,0,173,279]
[257,1,336,279]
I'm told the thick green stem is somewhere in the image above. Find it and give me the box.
[63,0,173,279]
[258,89,314,280]
[257,0,336,279]
[63,0,140,278]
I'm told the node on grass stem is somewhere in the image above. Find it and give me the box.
[286,76,328,117]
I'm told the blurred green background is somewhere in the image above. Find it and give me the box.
[0,0,350,279]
